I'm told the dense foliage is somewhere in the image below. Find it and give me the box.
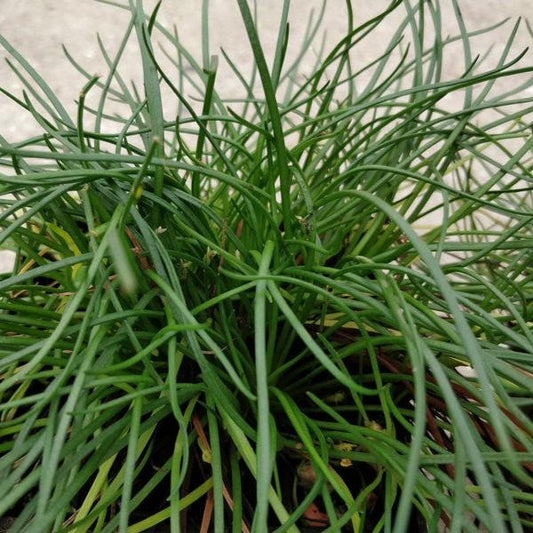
[0,0,532,531]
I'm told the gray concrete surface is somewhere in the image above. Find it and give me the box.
[0,1,532,273]
[1,0,531,138]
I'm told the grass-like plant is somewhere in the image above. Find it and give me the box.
[0,0,532,531]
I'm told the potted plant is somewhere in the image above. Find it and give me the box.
[0,1,532,531]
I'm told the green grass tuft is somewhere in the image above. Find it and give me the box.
[0,1,532,531]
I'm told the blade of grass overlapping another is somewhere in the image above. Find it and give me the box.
[0,0,532,531]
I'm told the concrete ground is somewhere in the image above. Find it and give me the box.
[0,0,532,272]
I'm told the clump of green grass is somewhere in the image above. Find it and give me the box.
[0,0,532,531]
